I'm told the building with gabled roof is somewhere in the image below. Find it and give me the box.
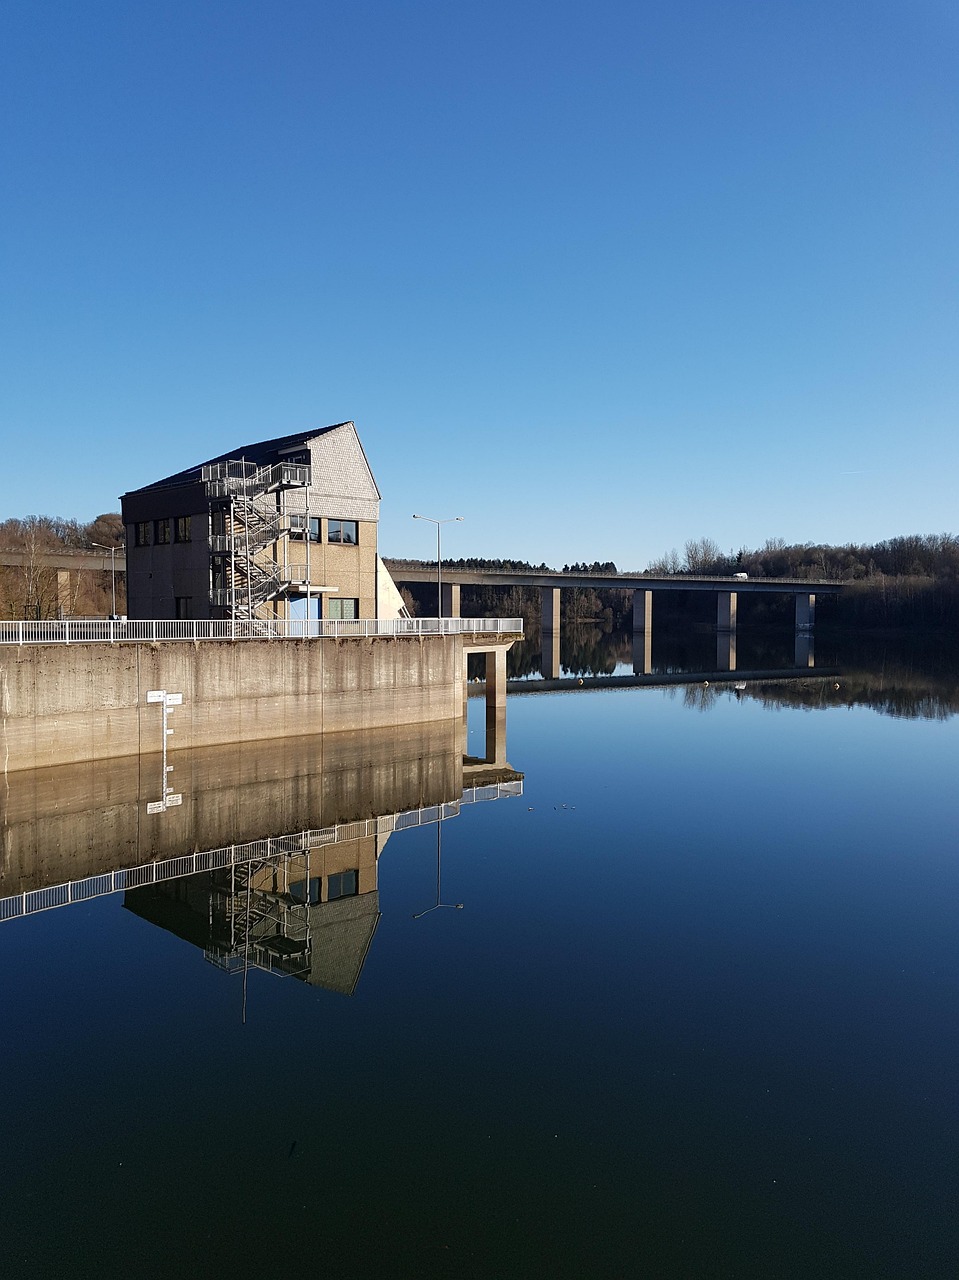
[121,421,403,623]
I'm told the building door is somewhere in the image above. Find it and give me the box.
[289,593,320,636]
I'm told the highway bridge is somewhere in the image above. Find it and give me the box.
[386,561,840,674]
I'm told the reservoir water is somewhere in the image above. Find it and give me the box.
[1,632,957,1278]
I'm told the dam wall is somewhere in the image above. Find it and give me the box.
[0,636,463,773]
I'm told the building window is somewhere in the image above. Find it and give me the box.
[328,519,358,545]
[174,597,192,619]
[327,597,359,620]
[134,521,152,547]
[290,514,320,541]
[211,507,229,536]
[155,518,171,545]
[175,516,192,543]
[290,877,321,905]
[327,870,358,900]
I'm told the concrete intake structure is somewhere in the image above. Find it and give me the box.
[0,633,515,773]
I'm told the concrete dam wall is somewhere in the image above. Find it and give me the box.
[0,636,463,773]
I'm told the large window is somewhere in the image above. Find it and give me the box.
[175,516,192,543]
[327,870,359,900]
[328,519,358,545]
[327,597,358,620]
[134,521,151,547]
[290,514,320,542]
[290,877,321,905]
[155,518,171,545]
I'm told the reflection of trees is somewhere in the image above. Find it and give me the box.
[504,624,632,678]
[682,683,721,712]
[499,626,959,721]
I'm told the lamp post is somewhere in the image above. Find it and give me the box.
[412,513,463,618]
[412,819,464,919]
[91,541,122,617]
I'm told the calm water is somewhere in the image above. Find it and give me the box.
[1,637,958,1278]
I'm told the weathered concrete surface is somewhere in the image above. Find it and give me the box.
[0,719,463,895]
[0,636,463,772]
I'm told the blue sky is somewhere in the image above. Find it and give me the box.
[1,0,956,570]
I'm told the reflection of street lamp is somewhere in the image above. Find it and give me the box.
[412,820,464,919]
[412,514,463,618]
[91,542,122,617]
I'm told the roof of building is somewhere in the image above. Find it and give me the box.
[121,422,360,495]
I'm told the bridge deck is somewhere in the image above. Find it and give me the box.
[386,564,842,594]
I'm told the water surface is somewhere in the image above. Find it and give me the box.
[1,642,957,1278]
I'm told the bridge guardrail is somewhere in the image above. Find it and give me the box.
[0,617,524,646]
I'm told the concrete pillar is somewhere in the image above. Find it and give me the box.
[795,592,816,630]
[632,589,653,675]
[717,630,737,672]
[485,646,508,765]
[57,569,72,618]
[541,586,561,631]
[441,582,461,618]
[717,590,738,631]
[541,629,561,679]
[794,630,815,668]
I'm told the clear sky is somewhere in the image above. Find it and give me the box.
[1,0,956,569]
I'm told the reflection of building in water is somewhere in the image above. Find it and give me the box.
[123,781,518,997]
[127,830,386,995]
[0,712,521,999]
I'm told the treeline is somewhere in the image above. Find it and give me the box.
[391,557,632,625]
[649,533,959,582]
[0,513,125,618]
[648,534,959,631]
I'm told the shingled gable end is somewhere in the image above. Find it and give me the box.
[120,421,401,624]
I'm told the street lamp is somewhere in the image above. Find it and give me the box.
[412,513,463,618]
[91,542,122,617]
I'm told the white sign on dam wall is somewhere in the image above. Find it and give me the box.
[0,634,492,773]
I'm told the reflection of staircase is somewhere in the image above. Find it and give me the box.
[201,459,311,620]
[205,860,313,980]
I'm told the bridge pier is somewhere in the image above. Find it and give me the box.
[57,570,72,618]
[485,647,508,765]
[541,587,562,679]
[717,590,738,631]
[441,582,461,618]
[632,589,653,675]
[795,592,816,630]
[541,586,561,631]
[795,630,815,668]
[542,629,561,680]
[717,630,737,672]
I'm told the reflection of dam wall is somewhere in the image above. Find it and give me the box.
[0,721,462,896]
[0,636,463,772]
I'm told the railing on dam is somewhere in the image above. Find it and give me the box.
[0,782,524,924]
[0,617,524,646]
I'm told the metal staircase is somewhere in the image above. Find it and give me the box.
[201,459,311,620]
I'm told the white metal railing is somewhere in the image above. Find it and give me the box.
[200,459,311,496]
[0,617,524,645]
[0,782,522,923]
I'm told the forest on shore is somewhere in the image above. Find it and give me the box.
[0,514,124,618]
